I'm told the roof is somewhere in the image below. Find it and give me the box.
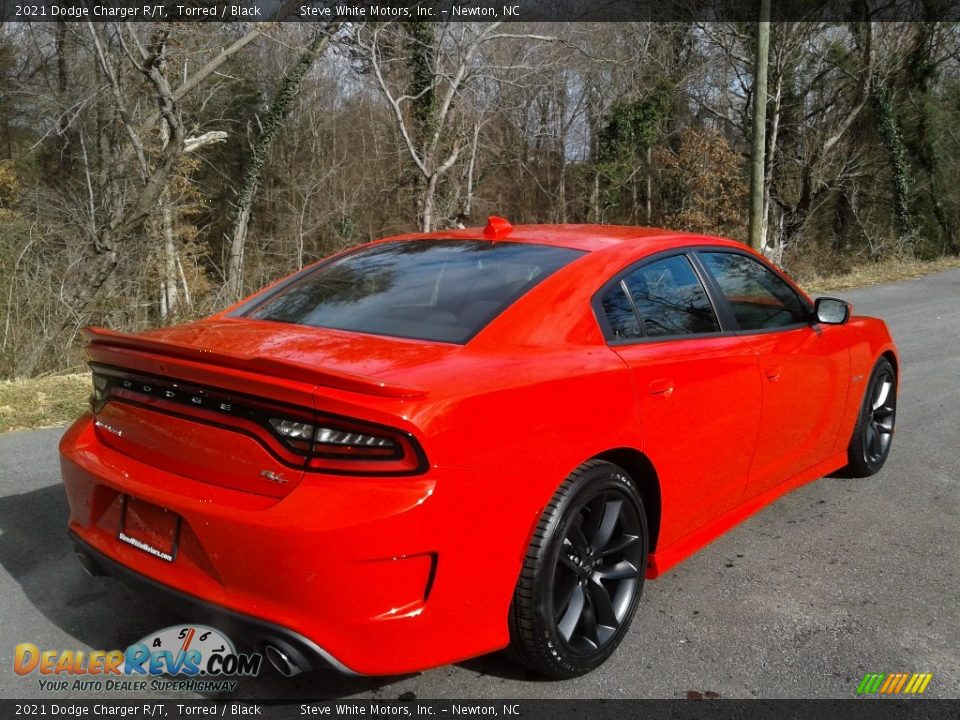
[381,221,744,253]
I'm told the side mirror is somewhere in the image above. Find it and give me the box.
[814,297,851,325]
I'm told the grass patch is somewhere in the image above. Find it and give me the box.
[0,373,90,433]
[801,255,960,294]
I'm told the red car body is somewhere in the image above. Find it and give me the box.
[60,222,898,677]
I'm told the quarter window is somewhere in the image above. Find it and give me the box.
[699,252,808,330]
[600,255,720,339]
[600,283,642,340]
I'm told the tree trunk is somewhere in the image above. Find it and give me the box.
[748,0,771,251]
[645,145,653,225]
[761,69,782,255]
[160,188,179,319]
[558,164,567,224]
[591,171,600,223]
[422,173,438,232]
[157,110,179,321]
[460,121,480,224]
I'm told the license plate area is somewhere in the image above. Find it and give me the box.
[118,495,180,562]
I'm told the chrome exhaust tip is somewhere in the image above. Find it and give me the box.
[264,644,302,677]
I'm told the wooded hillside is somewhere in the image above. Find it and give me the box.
[1,19,958,377]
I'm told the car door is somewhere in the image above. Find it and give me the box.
[695,250,850,500]
[596,252,762,547]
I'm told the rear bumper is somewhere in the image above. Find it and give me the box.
[60,414,536,675]
[70,531,355,676]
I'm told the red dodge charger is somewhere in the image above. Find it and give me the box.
[60,219,898,678]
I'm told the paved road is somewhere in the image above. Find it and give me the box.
[1,270,958,700]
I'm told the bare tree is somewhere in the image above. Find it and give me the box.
[61,3,303,324]
[360,22,555,231]
[3,19,960,380]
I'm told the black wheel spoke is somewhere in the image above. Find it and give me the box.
[557,585,586,641]
[586,578,619,628]
[596,560,639,581]
[865,423,879,456]
[600,533,640,557]
[872,379,893,410]
[579,600,600,648]
[875,420,893,435]
[873,406,895,420]
[553,573,579,621]
[590,499,623,553]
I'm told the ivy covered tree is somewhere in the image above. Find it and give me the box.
[225,24,341,303]
[595,80,674,224]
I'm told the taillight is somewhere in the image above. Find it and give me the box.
[268,411,422,474]
[90,364,427,476]
[315,427,395,450]
[268,419,316,452]
[269,419,397,454]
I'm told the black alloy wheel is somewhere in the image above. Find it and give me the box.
[509,460,648,678]
[845,357,897,477]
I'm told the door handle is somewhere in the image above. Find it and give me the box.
[648,379,674,397]
[765,365,782,382]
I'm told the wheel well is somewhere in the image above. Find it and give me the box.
[593,448,662,552]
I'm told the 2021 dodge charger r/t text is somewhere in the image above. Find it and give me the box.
[60,218,898,679]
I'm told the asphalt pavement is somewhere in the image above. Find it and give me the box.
[1,269,958,700]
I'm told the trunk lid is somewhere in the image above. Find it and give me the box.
[87,318,459,397]
[84,319,452,496]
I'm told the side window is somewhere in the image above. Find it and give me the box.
[699,252,808,330]
[600,254,720,340]
[625,255,720,337]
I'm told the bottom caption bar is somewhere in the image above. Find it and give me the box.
[4,700,959,720]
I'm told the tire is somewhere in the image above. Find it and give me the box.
[844,357,897,478]
[508,460,648,678]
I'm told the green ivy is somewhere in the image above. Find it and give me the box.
[407,22,437,152]
[595,79,673,213]
[871,80,912,243]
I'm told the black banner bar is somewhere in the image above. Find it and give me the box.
[2,0,960,23]
[2,700,959,720]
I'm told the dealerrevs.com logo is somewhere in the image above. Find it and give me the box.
[14,625,262,693]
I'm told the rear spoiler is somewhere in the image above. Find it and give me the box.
[81,327,428,399]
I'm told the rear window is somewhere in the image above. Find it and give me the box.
[242,240,584,343]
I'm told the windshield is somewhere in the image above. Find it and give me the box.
[241,240,584,343]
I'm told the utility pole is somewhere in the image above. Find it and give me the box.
[748,0,771,251]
